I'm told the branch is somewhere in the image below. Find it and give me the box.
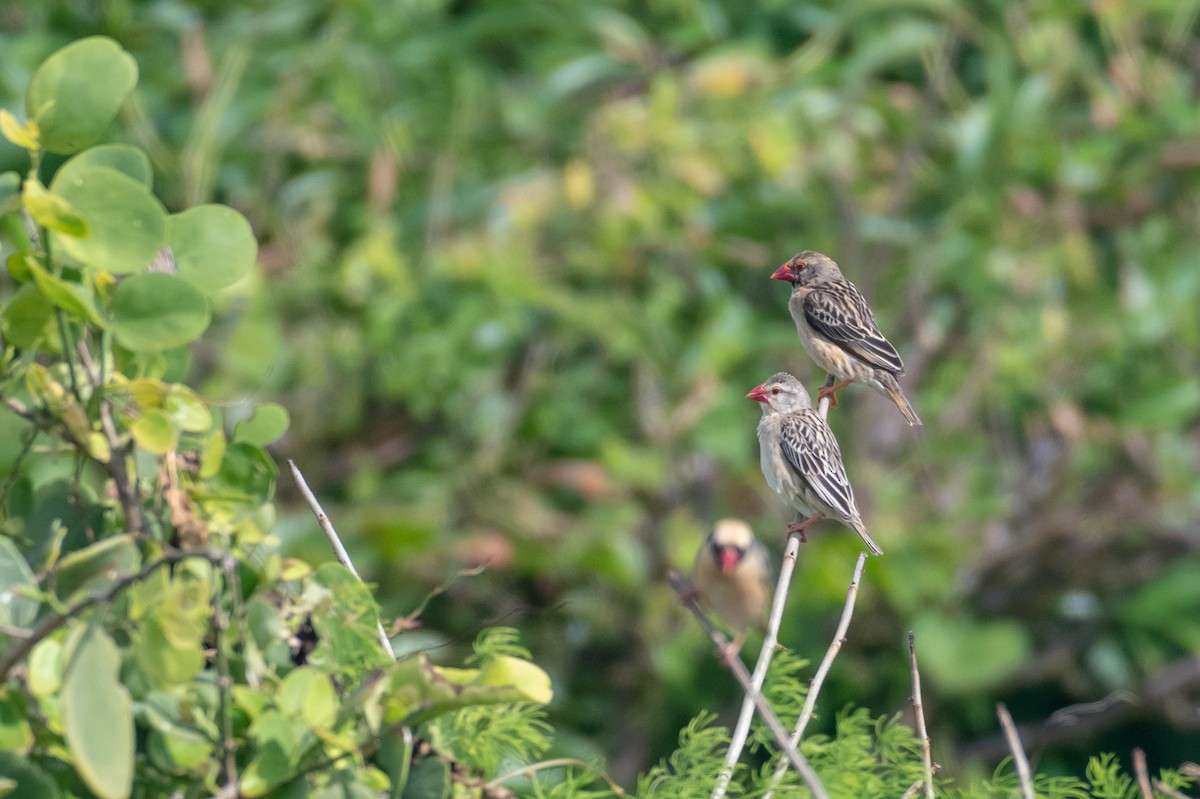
[761,552,866,799]
[909,631,935,799]
[77,341,143,534]
[1153,780,1193,799]
[712,388,838,799]
[709,529,803,799]
[213,556,240,791]
[0,549,220,681]
[900,766,942,799]
[1133,749,1152,799]
[997,703,1035,799]
[287,460,395,660]
[485,758,626,796]
[668,570,830,799]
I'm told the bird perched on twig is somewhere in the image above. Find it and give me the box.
[691,519,772,654]
[748,372,883,555]
[771,250,922,426]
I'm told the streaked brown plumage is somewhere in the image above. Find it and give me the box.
[770,250,922,426]
[691,519,771,653]
[747,372,883,555]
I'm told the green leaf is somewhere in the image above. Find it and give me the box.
[278,667,339,731]
[0,752,61,799]
[134,616,205,686]
[23,177,87,236]
[111,273,210,351]
[0,537,38,629]
[2,285,57,349]
[54,144,153,191]
[199,428,226,479]
[53,534,141,601]
[0,690,33,754]
[233,403,290,447]
[401,757,449,799]
[164,385,213,433]
[0,170,24,212]
[27,638,62,697]
[147,725,212,772]
[168,205,258,294]
[61,624,134,799]
[49,166,165,273]
[0,110,39,150]
[26,258,106,326]
[130,409,179,455]
[213,442,277,504]
[240,711,309,797]
[26,36,138,154]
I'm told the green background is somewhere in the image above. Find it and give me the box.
[3,0,1199,784]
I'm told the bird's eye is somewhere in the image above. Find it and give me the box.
[771,387,781,395]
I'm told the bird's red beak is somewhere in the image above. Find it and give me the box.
[718,547,740,575]
[770,264,794,282]
[746,384,768,403]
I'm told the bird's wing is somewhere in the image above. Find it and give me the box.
[778,413,859,522]
[803,280,905,374]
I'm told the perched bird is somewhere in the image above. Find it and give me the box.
[747,372,883,555]
[771,250,922,426]
[691,519,772,654]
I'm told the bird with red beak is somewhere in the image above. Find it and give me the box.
[691,519,771,654]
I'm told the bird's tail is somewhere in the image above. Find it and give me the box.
[851,517,884,556]
[879,372,923,427]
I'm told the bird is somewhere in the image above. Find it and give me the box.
[691,519,772,655]
[747,372,883,555]
[770,250,922,426]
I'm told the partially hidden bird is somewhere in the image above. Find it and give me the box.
[691,518,772,654]
[747,372,883,555]
[771,250,922,426]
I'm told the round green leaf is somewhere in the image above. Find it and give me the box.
[111,273,210,352]
[0,537,38,629]
[26,37,138,154]
[168,205,257,294]
[50,166,165,273]
[164,385,212,433]
[54,145,153,189]
[0,690,33,754]
[1,285,56,349]
[62,624,134,799]
[233,403,290,447]
[130,409,179,455]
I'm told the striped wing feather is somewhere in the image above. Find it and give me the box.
[777,412,859,523]
[803,279,904,374]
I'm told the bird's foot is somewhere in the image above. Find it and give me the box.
[785,513,823,542]
[817,378,853,408]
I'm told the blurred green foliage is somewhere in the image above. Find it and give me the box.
[3,0,1199,784]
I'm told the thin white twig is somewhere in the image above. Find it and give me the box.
[761,552,867,799]
[709,530,803,799]
[997,703,1034,799]
[669,571,830,799]
[900,780,925,799]
[1152,779,1193,799]
[910,631,935,799]
[288,459,395,660]
[710,388,836,799]
[1133,749,1153,799]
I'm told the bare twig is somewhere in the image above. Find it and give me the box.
[77,342,143,534]
[1133,749,1153,799]
[910,631,935,799]
[997,703,1035,799]
[485,757,626,796]
[709,530,803,799]
[761,552,867,799]
[669,570,830,799]
[711,388,837,799]
[0,550,220,681]
[212,556,240,791]
[900,780,925,799]
[287,459,395,659]
[1153,779,1193,799]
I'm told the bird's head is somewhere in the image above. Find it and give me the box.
[770,250,839,286]
[708,519,756,576]
[746,372,813,414]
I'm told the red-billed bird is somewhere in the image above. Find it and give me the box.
[748,372,883,555]
[771,250,922,426]
[691,519,772,653]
